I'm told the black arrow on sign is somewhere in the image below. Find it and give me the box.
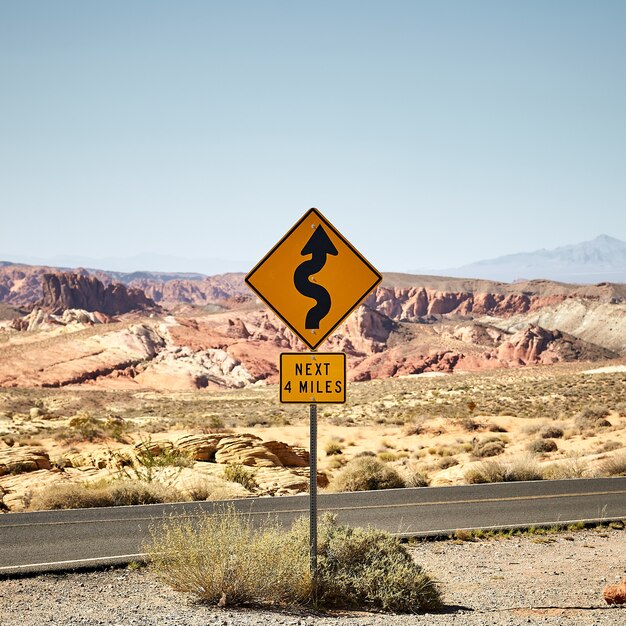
[293,225,338,329]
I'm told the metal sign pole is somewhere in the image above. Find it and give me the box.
[309,401,318,598]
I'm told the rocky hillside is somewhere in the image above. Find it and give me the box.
[0,263,624,390]
[41,273,158,316]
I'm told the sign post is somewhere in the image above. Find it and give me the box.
[245,208,382,593]
[309,401,318,590]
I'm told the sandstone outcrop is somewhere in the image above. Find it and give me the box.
[41,273,158,316]
[11,308,109,332]
[134,433,309,469]
[0,446,51,476]
[0,323,166,387]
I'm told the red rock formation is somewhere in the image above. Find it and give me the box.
[129,273,251,307]
[603,579,626,605]
[41,273,158,316]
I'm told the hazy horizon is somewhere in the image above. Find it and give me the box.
[2,2,625,273]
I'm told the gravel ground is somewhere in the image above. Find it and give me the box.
[1,528,625,626]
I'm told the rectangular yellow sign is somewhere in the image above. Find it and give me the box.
[280,352,346,403]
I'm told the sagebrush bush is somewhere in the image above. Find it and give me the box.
[148,507,311,606]
[472,437,505,458]
[404,465,430,487]
[329,457,405,492]
[465,456,544,484]
[575,407,611,430]
[544,457,591,479]
[528,439,558,454]
[597,453,626,477]
[307,515,442,612]
[540,426,563,439]
[147,509,442,613]
[28,479,182,511]
[438,457,459,470]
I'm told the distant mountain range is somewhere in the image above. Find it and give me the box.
[2,235,626,285]
[420,235,626,284]
[0,253,249,276]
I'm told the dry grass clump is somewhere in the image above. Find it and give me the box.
[540,426,564,439]
[597,453,626,477]
[615,402,626,417]
[324,439,344,456]
[438,457,459,470]
[181,477,249,502]
[528,439,558,454]
[56,411,131,443]
[544,457,591,479]
[403,416,427,436]
[597,441,623,453]
[28,479,182,511]
[147,509,442,613]
[329,457,405,492]
[464,456,544,484]
[472,437,506,458]
[403,464,430,487]
[148,507,310,607]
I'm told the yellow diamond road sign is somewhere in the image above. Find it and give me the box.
[280,352,346,403]
[246,208,382,351]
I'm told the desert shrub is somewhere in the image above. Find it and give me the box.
[66,412,105,441]
[460,418,482,432]
[324,440,344,456]
[28,479,182,511]
[528,439,558,454]
[438,457,459,470]
[597,440,622,453]
[575,407,611,430]
[134,440,194,470]
[404,465,430,487]
[148,506,310,606]
[378,451,401,462]
[487,423,508,433]
[615,402,626,417]
[597,453,626,477]
[544,457,591,479]
[473,437,505,458]
[465,456,544,484]
[308,515,442,612]
[433,445,461,457]
[222,463,258,491]
[540,426,564,439]
[329,457,405,492]
[403,417,426,436]
[147,509,442,613]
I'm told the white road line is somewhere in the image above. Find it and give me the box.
[0,553,147,571]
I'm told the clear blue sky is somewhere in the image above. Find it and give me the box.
[1,1,625,273]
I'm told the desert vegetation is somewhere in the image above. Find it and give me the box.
[147,507,442,612]
[1,363,625,511]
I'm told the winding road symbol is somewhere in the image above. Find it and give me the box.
[245,208,381,351]
[293,225,338,330]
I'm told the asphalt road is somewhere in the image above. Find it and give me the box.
[1,477,625,576]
